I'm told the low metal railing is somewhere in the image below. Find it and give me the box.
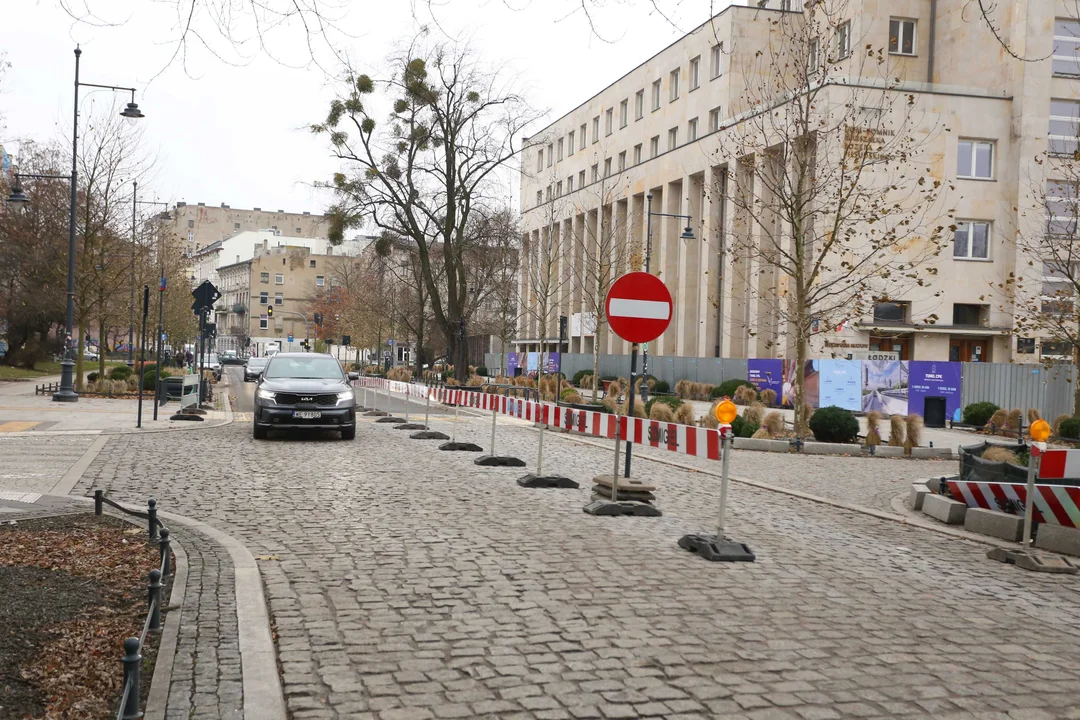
[92,491,173,720]
[35,382,61,395]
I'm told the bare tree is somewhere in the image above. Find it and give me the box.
[719,3,947,432]
[314,34,540,378]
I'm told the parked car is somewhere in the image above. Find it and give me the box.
[201,353,222,381]
[83,348,100,362]
[220,350,244,365]
[252,353,358,440]
[244,356,268,382]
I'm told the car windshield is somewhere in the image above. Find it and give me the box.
[264,356,343,380]
[248,358,267,366]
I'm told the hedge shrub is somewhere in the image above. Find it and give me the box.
[962,401,1000,427]
[86,371,99,383]
[809,405,860,443]
[731,414,759,438]
[712,379,754,399]
[645,395,683,417]
[572,369,592,386]
[108,365,133,381]
[653,379,670,394]
[1059,417,1080,440]
[476,366,488,376]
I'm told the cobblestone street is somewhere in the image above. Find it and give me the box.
[75,401,1080,720]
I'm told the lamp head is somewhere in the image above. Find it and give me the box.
[680,225,695,241]
[6,183,29,204]
[120,102,145,124]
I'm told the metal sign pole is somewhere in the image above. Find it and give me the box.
[424,390,431,427]
[489,407,498,456]
[1022,452,1042,547]
[717,431,732,537]
[612,415,622,502]
[622,343,639,478]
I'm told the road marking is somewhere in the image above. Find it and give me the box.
[0,421,41,432]
[0,491,42,503]
[607,298,670,319]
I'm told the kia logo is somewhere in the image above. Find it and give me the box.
[301,396,313,401]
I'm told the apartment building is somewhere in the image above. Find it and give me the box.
[167,202,326,258]
[190,229,376,286]
[518,0,1080,364]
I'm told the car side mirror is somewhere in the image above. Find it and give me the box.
[348,371,359,381]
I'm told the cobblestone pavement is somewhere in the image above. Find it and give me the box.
[75,403,1080,720]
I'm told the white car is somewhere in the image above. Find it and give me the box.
[83,348,100,362]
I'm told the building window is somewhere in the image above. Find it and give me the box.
[591,164,599,182]
[634,144,642,164]
[1049,99,1080,155]
[316,275,325,287]
[958,139,994,179]
[556,180,563,196]
[233,222,241,230]
[536,190,543,205]
[1047,180,1080,236]
[620,99,628,128]
[567,175,574,192]
[688,117,698,142]
[547,143,553,167]
[274,292,283,305]
[260,292,269,304]
[557,138,564,161]
[579,124,587,150]
[711,43,723,78]
[668,127,679,150]
[689,56,700,91]
[635,90,644,120]
[889,18,917,55]
[536,150,543,172]
[603,158,612,177]
[652,79,662,110]
[1054,19,1080,77]
[809,37,820,74]
[605,108,613,136]
[952,304,984,326]
[295,227,301,233]
[709,107,722,133]
[873,301,909,323]
[271,225,277,231]
[953,221,990,259]
[260,315,268,330]
[568,131,576,155]
[1042,339,1073,356]
[618,151,626,171]
[579,170,586,187]
[260,272,269,283]
[309,259,316,268]
[650,135,660,158]
[592,116,600,143]
[837,21,851,58]
[275,273,284,284]
[187,219,194,228]
[1043,261,1076,315]
[669,68,680,101]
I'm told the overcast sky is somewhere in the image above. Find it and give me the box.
[2,0,731,215]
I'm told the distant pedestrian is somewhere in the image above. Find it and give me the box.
[184,350,194,369]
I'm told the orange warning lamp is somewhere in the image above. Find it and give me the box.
[1030,419,1051,443]
[715,398,738,425]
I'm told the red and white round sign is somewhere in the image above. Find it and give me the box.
[604,272,673,344]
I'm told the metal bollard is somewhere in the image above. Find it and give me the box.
[94,489,103,516]
[611,415,622,502]
[158,527,171,575]
[148,569,162,632]
[147,498,158,541]
[120,637,142,720]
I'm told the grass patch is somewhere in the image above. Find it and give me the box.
[0,360,125,380]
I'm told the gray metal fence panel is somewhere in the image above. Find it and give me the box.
[960,363,1075,420]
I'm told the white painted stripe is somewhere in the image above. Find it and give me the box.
[609,298,670,319]
[1064,451,1080,478]
[954,482,977,508]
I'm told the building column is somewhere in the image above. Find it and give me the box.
[678,173,704,357]
[728,157,754,358]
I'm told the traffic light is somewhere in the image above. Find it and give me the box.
[314,312,323,326]
[266,306,273,318]
[559,315,568,343]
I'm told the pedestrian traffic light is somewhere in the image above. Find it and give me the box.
[342,334,351,345]
[266,306,273,318]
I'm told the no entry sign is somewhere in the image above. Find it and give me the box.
[605,272,673,344]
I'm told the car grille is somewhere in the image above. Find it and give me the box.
[274,393,339,406]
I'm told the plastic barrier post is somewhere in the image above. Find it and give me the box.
[411,388,448,439]
[518,403,578,488]
[475,395,525,467]
[677,429,756,562]
[440,391,482,451]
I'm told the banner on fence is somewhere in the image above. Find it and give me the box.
[819,359,862,411]
[782,360,819,408]
[861,360,909,415]
[748,359,783,397]
[507,352,519,376]
[908,361,962,420]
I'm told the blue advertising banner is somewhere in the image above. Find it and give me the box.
[908,361,962,419]
[507,352,519,376]
[747,359,783,399]
[526,352,540,373]
[819,360,862,411]
[544,352,561,373]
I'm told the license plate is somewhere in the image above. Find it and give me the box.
[293,411,322,419]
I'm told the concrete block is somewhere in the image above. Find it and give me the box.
[964,507,1024,542]
[1035,524,1080,558]
[803,441,861,455]
[912,447,956,459]
[868,445,905,457]
[731,437,790,453]
[910,483,931,511]
[922,493,968,524]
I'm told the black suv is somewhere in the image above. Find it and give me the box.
[253,353,358,440]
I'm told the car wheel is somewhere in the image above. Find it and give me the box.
[340,425,356,440]
[253,420,268,439]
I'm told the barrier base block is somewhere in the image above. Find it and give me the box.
[518,474,579,489]
[678,534,756,562]
[474,455,527,467]
[582,500,662,517]
[411,430,450,440]
[363,410,388,417]
[986,548,1078,574]
[355,405,369,412]
[439,441,483,452]
[170,414,204,422]
[394,423,427,430]
[375,416,405,424]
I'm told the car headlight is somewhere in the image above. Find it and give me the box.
[256,388,276,402]
[337,390,354,404]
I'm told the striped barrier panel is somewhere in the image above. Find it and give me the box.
[1037,448,1080,480]
[946,479,1080,528]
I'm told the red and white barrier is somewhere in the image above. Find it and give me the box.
[1037,448,1080,480]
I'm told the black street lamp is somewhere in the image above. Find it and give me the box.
[8,46,146,402]
[641,192,695,386]
[133,198,172,420]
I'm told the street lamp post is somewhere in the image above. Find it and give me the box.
[5,46,145,402]
[641,192,695,387]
